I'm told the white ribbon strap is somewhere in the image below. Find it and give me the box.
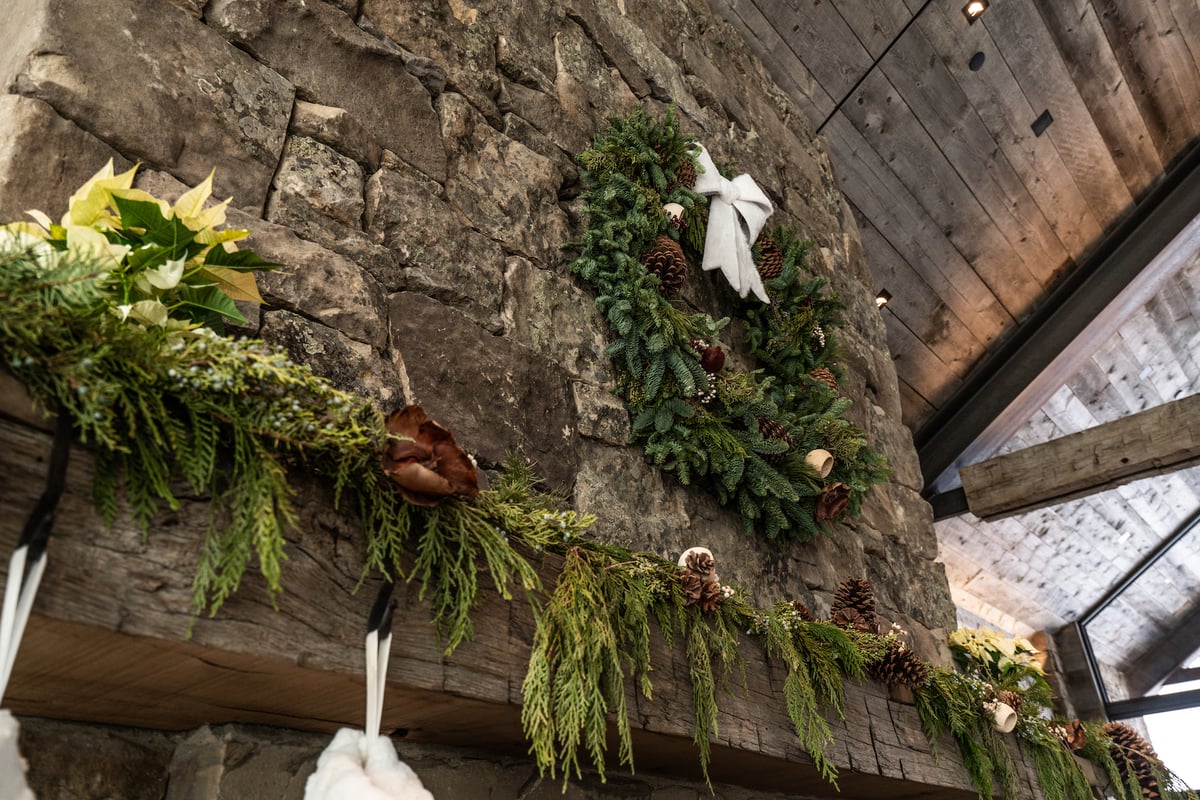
[690,144,774,303]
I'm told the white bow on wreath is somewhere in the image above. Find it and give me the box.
[691,144,774,304]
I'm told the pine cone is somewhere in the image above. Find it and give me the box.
[683,549,717,582]
[1056,719,1087,751]
[791,601,816,622]
[831,578,877,633]
[830,606,875,633]
[1103,722,1163,800]
[869,641,930,689]
[680,571,704,607]
[642,235,688,296]
[756,235,784,280]
[757,416,792,465]
[816,482,851,521]
[996,689,1024,716]
[699,580,722,613]
[810,366,838,392]
[1104,722,1158,760]
[671,159,697,191]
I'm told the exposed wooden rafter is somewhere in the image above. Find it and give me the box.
[959,393,1200,520]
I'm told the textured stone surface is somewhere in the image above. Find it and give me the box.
[266,135,366,236]
[260,310,404,410]
[1,0,293,211]
[389,291,578,485]
[206,0,445,183]
[289,100,383,171]
[20,717,173,800]
[438,92,569,266]
[365,158,506,331]
[0,95,130,223]
[501,256,610,382]
[359,0,504,124]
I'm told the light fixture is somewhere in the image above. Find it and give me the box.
[875,290,892,308]
[963,0,989,23]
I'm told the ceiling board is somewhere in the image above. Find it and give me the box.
[1093,0,1200,159]
[829,0,912,59]
[876,21,1073,281]
[981,0,1134,225]
[1031,0,1164,195]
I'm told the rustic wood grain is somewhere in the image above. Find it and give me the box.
[981,0,1135,227]
[0,415,1013,797]
[913,3,1107,254]
[752,0,872,113]
[878,22,1074,283]
[839,69,1044,316]
[1092,0,1200,161]
[960,393,1200,520]
[828,0,912,60]
[1031,0,1164,198]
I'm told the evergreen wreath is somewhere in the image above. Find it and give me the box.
[568,109,889,540]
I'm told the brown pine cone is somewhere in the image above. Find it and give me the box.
[642,235,688,296]
[757,416,792,465]
[791,601,817,622]
[830,607,876,633]
[683,549,717,582]
[816,482,852,521]
[680,571,704,606]
[996,689,1024,716]
[831,577,877,632]
[671,159,697,191]
[869,641,930,689]
[810,366,838,392]
[699,580,722,613]
[756,235,784,280]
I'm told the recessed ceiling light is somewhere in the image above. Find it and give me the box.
[876,290,892,308]
[963,0,989,23]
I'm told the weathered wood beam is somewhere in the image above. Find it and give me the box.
[0,414,1022,798]
[959,393,1200,520]
[917,140,1200,495]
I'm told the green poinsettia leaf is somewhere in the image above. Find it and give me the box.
[176,283,247,326]
[112,195,197,250]
[203,245,282,272]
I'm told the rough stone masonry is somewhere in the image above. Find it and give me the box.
[0,0,983,796]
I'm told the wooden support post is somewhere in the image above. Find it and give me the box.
[959,393,1200,520]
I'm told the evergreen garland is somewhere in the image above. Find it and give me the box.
[569,109,888,540]
[5,165,1192,800]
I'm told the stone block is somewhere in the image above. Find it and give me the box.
[2,0,293,212]
[0,95,130,223]
[364,158,505,331]
[593,3,702,119]
[437,92,569,266]
[206,0,445,183]
[260,310,404,411]
[289,100,383,172]
[572,381,631,447]
[553,18,643,128]
[266,135,366,233]
[358,0,501,125]
[388,291,578,486]
[496,80,590,159]
[501,256,610,382]
[20,716,173,800]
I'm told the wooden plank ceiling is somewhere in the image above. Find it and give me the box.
[710,0,1200,680]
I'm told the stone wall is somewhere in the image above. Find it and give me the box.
[1,0,964,795]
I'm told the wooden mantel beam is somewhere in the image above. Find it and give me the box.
[0,413,1007,799]
[959,393,1200,520]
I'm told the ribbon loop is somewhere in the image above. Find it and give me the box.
[690,144,774,303]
